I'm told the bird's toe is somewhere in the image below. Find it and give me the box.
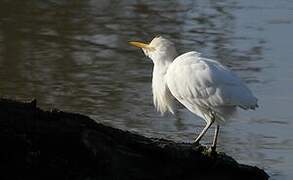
[207,147,218,157]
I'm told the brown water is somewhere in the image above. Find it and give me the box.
[1,0,293,179]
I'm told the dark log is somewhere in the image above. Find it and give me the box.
[0,98,268,180]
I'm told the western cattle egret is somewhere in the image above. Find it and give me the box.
[129,36,258,151]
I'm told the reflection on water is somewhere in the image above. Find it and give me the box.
[0,0,293,179]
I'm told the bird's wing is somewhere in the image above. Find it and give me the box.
[166,51,258,111]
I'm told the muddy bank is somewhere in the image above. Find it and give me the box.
[0,98,268,180]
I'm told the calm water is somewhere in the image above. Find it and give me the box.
[0,0,293,179]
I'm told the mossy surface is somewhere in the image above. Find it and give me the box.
[0,98,269,180]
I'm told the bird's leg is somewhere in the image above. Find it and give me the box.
[193,118,214,145]
[211,125,220,152]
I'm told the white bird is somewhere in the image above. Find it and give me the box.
[129,36,258,151]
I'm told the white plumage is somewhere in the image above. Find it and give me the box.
[167,51,257,121]
[129,36,258,151]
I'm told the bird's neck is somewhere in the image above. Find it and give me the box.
[153,60,171,74]
[152,61,175,114]
[152,58,173,86]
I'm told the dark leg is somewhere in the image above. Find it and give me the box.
[211,125,220,152]
[194,116,215,145]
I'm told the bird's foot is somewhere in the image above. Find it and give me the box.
[210,145,217,153]
[205,146,218,157]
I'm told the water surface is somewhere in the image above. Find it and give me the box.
[0,0,293,179]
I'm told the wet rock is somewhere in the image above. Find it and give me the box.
[0,98,269,180]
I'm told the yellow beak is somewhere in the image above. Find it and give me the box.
[129,41,155,51]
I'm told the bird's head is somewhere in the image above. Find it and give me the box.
[129,36,177,63]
